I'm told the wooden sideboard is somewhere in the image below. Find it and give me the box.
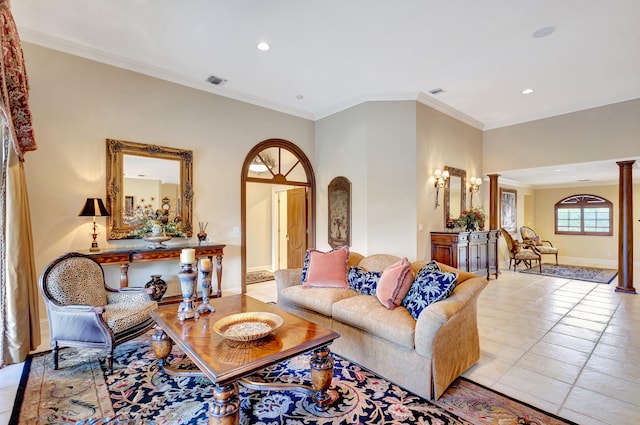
[85,243,226,297]
[430,230,499,279]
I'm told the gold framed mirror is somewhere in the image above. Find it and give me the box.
[106,138,193,239]
[444,165,466,226]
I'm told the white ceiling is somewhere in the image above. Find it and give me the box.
[11,0,640,188]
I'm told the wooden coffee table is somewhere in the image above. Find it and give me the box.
[150,294,340,424]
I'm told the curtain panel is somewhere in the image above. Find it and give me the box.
[0,0,40,367]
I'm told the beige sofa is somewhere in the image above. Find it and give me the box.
[275,253,488,400]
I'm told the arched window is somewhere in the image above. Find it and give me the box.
[554,194,613,236]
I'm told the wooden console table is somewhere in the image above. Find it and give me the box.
[86,243,226,297]
[430,230,499,279]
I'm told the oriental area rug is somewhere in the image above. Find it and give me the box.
[11,337,576,425]
[519,263,618,284]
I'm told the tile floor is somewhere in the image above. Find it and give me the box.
[2,269,639,425]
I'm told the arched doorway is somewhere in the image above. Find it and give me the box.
[241,139,316,294]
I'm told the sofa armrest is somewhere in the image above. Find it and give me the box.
[414,277,488,356]
[414,276,488,398]
[274,268,303,294]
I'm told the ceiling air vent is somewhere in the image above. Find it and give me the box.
[429,88,445,95]
[206,75,227,86]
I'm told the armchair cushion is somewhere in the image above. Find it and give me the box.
[102,300,158,334]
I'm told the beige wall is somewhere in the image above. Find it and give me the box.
[316,100,483,261]
[416,103,483,260]
[483,98,640,173]
[315,103,369,253]
[245,182,273,271]
[484,99,640,270]
[22,43,314,297]
[531,184,640,267]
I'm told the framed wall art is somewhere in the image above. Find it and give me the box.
[500,188,517,234]
[328,176,351,248]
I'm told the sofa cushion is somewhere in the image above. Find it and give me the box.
[348,266,381,296]
[301,246,349,288]
[332,295,415,350]
[280,285,356,316]
[376,257,415,309]
[402,267,458,320]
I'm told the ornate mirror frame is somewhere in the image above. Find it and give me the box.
[444,165,467,226]
[106,138,193,239]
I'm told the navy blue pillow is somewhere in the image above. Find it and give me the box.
[402,266,457,320]
[348,266,381,295]
[300,250,311,284]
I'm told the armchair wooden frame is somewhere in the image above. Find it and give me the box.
[520,226,559,265]
[501,228,541,272]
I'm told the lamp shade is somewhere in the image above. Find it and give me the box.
[78,198,110,217]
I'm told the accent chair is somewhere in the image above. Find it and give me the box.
[520,226,559,265]
[500,228,541,272]
[39,252,158,373]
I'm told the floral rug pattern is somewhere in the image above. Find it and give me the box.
[13,336,576,425]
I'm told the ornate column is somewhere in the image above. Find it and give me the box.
[616,160,636,294]
[488,174,500,230]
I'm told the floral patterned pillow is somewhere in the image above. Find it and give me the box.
[402,266,458,320]
[347,266,381,295]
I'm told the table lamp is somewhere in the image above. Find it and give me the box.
[78,197,110,252]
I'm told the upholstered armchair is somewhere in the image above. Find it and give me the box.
[520,226,558,265]
[500,228,541,272]
[39,252,158,373]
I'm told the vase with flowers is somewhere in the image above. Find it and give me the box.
[456,207,487,232]
[128,199,185,248]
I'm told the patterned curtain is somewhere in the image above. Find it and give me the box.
[0,0,39,367]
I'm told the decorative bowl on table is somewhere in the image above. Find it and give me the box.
[213,312,283,341]
[143,235,172,249]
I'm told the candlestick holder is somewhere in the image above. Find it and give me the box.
[197,268,214,314]
[177,262,199,321]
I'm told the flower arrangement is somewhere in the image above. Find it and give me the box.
[128,198,185,238]
[456,207,487,231]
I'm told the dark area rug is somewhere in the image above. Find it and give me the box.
[246,270,274,285]
[12,336,577,425]
[519,263,618,283]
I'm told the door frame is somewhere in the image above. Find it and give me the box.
[241,139,316,294]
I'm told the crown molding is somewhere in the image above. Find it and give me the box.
[416,92,484,129]
[19,28,315,121]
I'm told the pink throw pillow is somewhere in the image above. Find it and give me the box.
[302,246,349,288]
[376,257,415,309]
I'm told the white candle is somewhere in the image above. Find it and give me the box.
[199,258,212,271]
[180,248,195,264]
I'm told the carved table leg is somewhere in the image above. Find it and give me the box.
[310,345,334,412]
[209,382,240,425]
[151,327,173,372]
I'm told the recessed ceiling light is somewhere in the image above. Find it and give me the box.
[522,88,534,95]
[257,42,270,51]
[296,94,304,100]
[533,26,556,38]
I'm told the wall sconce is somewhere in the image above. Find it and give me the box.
[433,169,449,208]
[78,197,110,252]
[469,176,482,206]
